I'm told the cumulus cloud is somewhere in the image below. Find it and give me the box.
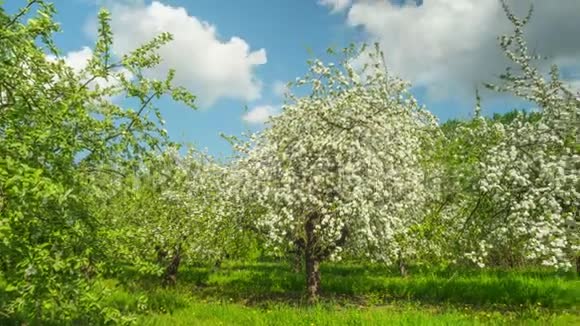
[103,1,267,107]
[242,105,279,124]
[53,46,93,72]
[318,0,352,13]
[320,0,580,103]
[46,46,132,90]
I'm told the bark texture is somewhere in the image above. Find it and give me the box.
[398,258,408,277]
[305,254,321,304]
[162,246,181,286]
[305,212,321,304]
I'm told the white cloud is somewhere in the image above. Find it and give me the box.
[54,46,93,72]
[46,47,132,90]
[272,80,290,97]
[242,105,279,124]
[323,0,580,103]
[105,1,267,107]
[318,0,352,13]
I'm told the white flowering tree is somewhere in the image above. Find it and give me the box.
[476,2,579,271]
[427,2,579,271]
[233,45,438,302]
[428,114,518,268]
[102,147,250,285]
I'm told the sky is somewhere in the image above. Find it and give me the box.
[6,0,580,157]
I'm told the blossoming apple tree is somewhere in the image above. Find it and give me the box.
[425,1,579,271]
[103,146,253,284]
[475,2,579,270]
[233,45,438,302]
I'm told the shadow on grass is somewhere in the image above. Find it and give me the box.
[119,262,579,312]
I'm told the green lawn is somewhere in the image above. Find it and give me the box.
[137,303,579,326]
[98,262,580,325]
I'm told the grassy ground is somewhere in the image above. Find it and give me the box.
[137,303,579,326]
[102,262,579,325]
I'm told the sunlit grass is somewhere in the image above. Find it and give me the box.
[95,261,580,325]
[2,262,578,324]
[137,302,580,326]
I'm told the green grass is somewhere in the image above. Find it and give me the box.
[105,261,579,325]
[121,262,579,308]
[2,262,579,325]
[137,302,580,326]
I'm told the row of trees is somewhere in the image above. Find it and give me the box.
[0,0,578,324]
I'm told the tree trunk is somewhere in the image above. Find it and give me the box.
[305,253,320,304]
[163,247,181,286]
[398,258,408,277]
[305,213,321,304]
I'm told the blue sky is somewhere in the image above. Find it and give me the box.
[6,0,580,157]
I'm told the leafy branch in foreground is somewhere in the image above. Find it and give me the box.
[0,2,195,323]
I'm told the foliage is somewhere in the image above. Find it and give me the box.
[100,147,258,283]
[0,1,195,323]
[417,1,579,271]
[233,44,439,301]
[474,1,579,269]
[0,0,578,324]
